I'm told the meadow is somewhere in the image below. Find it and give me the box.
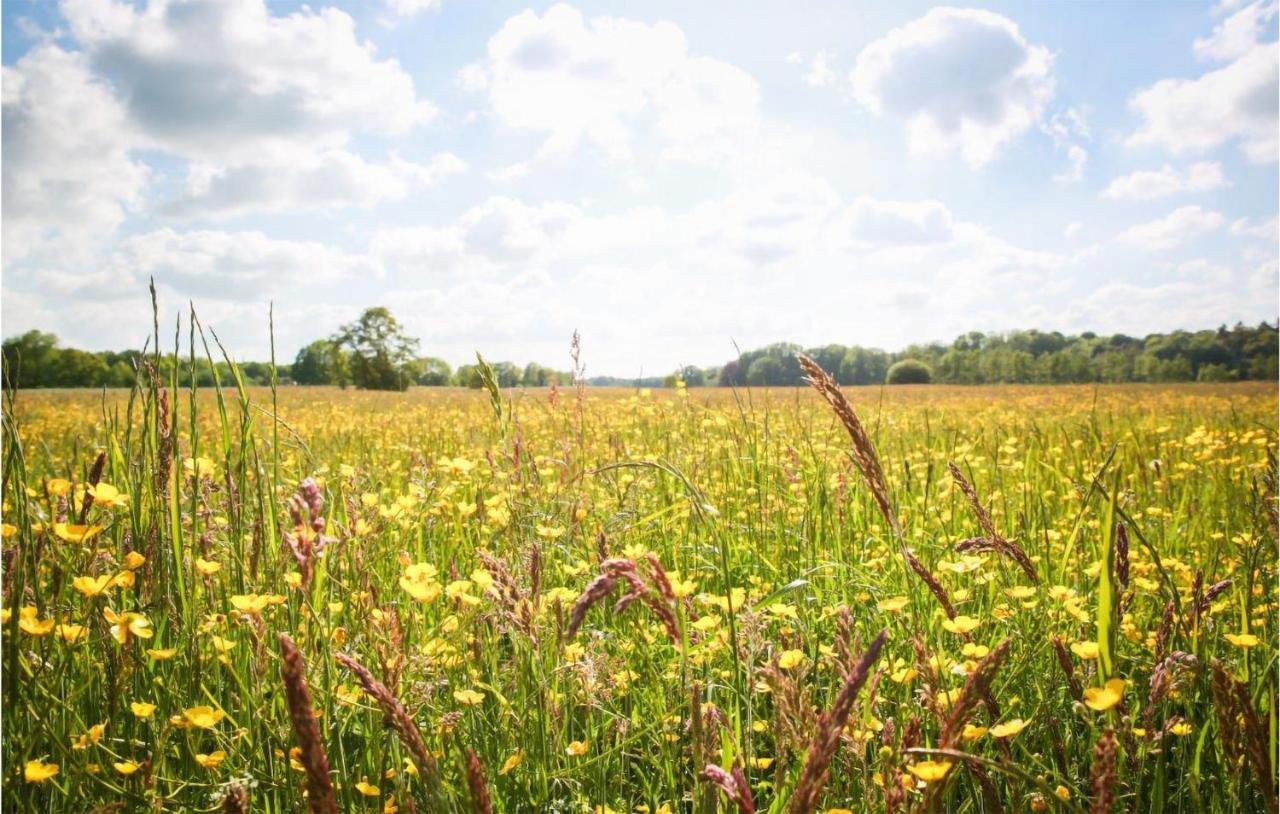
[1,369,1276,812]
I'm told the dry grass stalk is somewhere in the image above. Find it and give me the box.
[77,451,106,525]
[1210,659,1277,812]
[465,748,494,814]
[1051,636,1083,701]
[1089,728,1117,814]
[700,760,756,814]
[797,353,897,533]
[788,628,888,814]
[905,552,957,619]
[948,461,1037,582]
[277,634,337,814]
[335,652,442,800]
[221,783,249,814]
[941,637,1012,747]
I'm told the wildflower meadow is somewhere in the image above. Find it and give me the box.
[1,336,1276,813]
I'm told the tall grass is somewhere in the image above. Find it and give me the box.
[1,315,1276,812]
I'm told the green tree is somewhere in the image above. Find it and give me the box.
[292,340,343,385]
[886,359,932,384]
[417,357,453,386]
[333,308,420,391]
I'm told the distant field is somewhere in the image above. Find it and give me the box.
[3,378,1275,811]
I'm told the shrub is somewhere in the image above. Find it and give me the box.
[886,359,932,384]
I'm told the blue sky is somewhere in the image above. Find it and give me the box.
[2,0,1276,375]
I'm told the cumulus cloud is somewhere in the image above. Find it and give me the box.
[846,197,954,246]
[850,7,1054,166]
[1229,214,1278,239]
[60,0,434,162]
[463,3,760,163]
[162,151,466,218]
[1101,161,1229,200]
[1128,1,1278,163]
[102,228,382,300]
[384,0,442,19]
[798,50,839,87]
[1,45,149,265]
[1053,145,1088,184]
[1194,0,1277,61]
[1116,205,1225,251]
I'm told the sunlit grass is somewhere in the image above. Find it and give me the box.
[2,365,1275,812]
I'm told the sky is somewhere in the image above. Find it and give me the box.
[2,0,1277,377]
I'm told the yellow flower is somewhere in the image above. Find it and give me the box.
[1224,632,1259,648]
[877,596,909,613]
[961,724,988,741]
[194,751,226,769]
[53,523,102,543]
[123,551,146,570]
[196,558,222,576]
[184,457,217,479]
[46,478,72,496]
[1168,721,1193,736]
[453,688,486,707]
[566,740,589,756]
[18,607,54,636]
[0,523,14,539]
[777,649,806,670]
[146,648,177,661]
[355,777,380,796]
[56,623,88,643]
[499,751,524,775]
[400,563,441,603]
[1070,641,1100,660]
[229,594,285,615]
[72,723,106,750]
[750,757,774,770]
[104,608,152,644]
[72,574,117,598]
[989,718,1029,739]
[908,760,953,782]
[113,761,140,776]
[1055,785,1071,801]
[182,705,226,729]
[942,615,979,634]
[24,760,59,783]
[1083,678,1126,712]
[88,482,129,508]
[131,701,157,719]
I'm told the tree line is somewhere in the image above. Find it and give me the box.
[3,309,1276,390]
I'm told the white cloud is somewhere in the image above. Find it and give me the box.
[385,0,442,18]
[162,150,466,218]
[60,0,434,162]
[102,228,383,300]
[1064,222,1083,239]
[850,7,1054,167]
[1194,0,1277,61]
[802,51,836,87]
[1116,205,1225,251]
[1128,2,1278,163]
[1053,144,1088,183]
[1229,214,1279,239]
[1101,161,1229,200]
[1,45,149,265]
[846,197,954,246]
[465,3,760,163]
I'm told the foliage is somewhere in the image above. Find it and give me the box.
[332,307,421,392]
[886,358,932,384]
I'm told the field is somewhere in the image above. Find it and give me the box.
[1,374,1276,812]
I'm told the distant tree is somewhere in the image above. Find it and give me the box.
[417,357,453,386]
[332,308,420,391]
[292,340,342,385]
[2,330,59,387]
[1196,363,1237,382]
[886,359,932,384]
[746,356,784,386]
